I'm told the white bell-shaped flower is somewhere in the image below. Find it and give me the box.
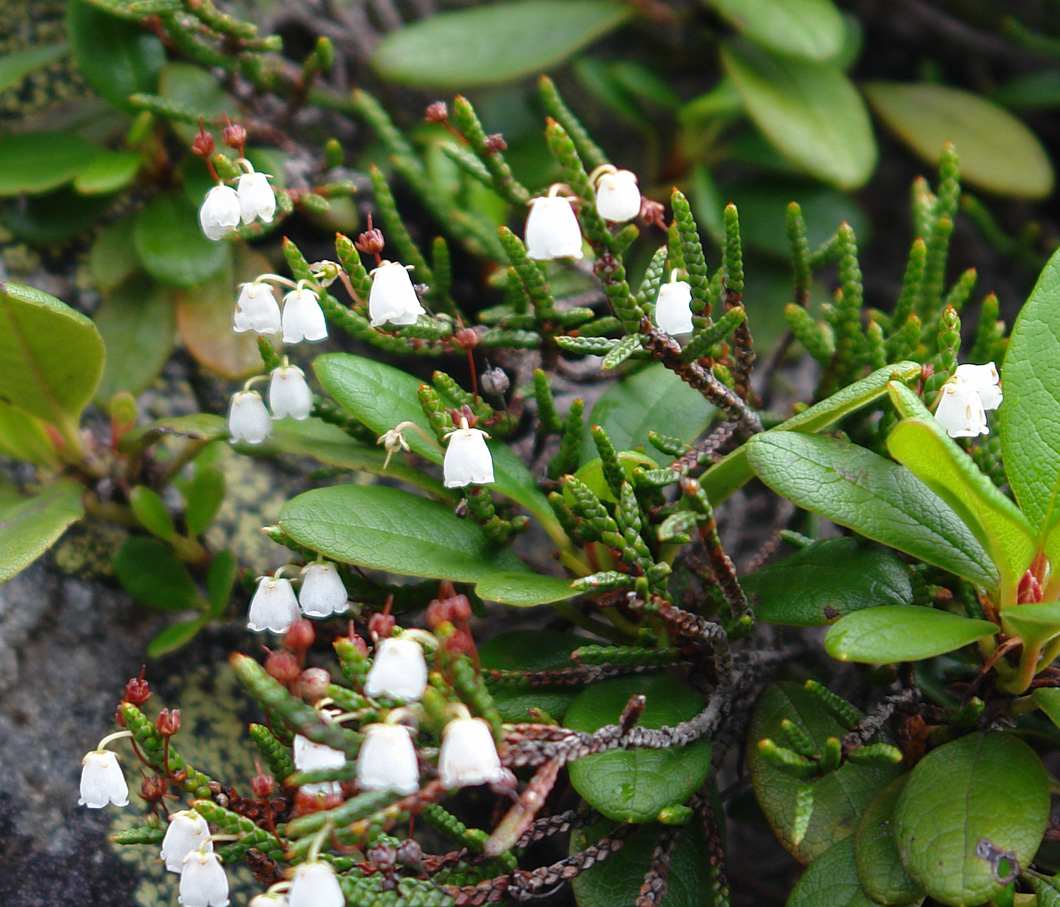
[525,195,583,261]
[282,288,328,344]
[368,261,425,328]
[955,362,1003,411]
[199,185,241,241]
[78,750,129,808]
[234,282,281,335]
[237,171,276,225]
[228,390,272,445]
[594,169,641,223]
[289,861,345,907]
[298,562,348,618]
[934,379,989,438]
[293,733,345,797]
[655,280,694,336]
[249,894,288,907]
[247,577,300,633]
[179,849,229,907]
[364,637,428,701]
[443,420,494,488]
[268,364,313,421]
[437,717,504,789]
[161,810,212,873]
[356,723,420,794]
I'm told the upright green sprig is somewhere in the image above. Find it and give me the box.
[537,75,607,172]
[924,304,961,405]
[787,202,812,308]
[450,95,530,206]
[369,166,434,284]
[548,399,585,480]
[671,191,712,317]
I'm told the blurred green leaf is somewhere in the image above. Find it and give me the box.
[0,43,69,92]
[824,605,998,663]
[147,616,206,658]
[206,549,237,617]
[119,414,227,450]
[130,485,176,541]
[73,150,140,195]
[705,0,845,61]
[1,187,113,244]
[0,480,84,583]
[0,133,104,196]
[89,217,140,291]
[113,536,204,612]
[0,401,59,467]
[993,70,1060,110]
[184,464,226,538]
[135,192,231,288]
[158,62,235,145]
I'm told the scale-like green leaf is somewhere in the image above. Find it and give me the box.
[474,571,577,606]
[0,132,103,196]
[0,480,83,583]
[371,0,632,89]
[112,537,204,612]
[565,674,712,823]
[864,82,1053,199]
[855,776,924,906]
[135,192,231,288]
[0,43,69,92]
[279,484,527,584]
[73,150,141,195]
[895,732,1048,907]
[743,537,912,626]
[825,606,997,663]
[746,433,997,590]
[721,39,876,189]
[787,837,892,907]
[0,281,104,430]
[704,0,844,61]
[480,630,584,722]
[749,682,900,864]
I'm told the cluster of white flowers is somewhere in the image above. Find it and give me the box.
[933,362,1003,438]
[233,281,326,345]
[246,562,349,633]
[199,162,276,242]
[293,731,346,797]
[228,361,314,445]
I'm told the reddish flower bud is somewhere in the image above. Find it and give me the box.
[346,625,370,656]
[192,127,215,158]
[484,133,507,154]
[264,649,301,684]
[292,786,343,816]
[453,326,479,350]
[448,594,472,623]
[426,598,451,629]
[368,841,397,871]
[124,667,151,706]
[140,774,169,802]
[222,121,247,151]
[250,772,275,799]
[424,101,449,123]
[445,627,475,656]
[368,612,395,641]
[292,667,331,703]
[156,708,181,737]
[284,618,316,654]
[396,838,423,866]
[355,213,386,256]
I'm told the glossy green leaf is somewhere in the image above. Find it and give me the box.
[129,485,175,541]
[565,674,711,823]
[788,837,894,907]
[67,0,165,112]
[93,274,176,403]
[0,401,58,467]
[480,630,584,722]
[147,617,206,658]
[704,0,845,61]
[571,820,714,907]
[0,480,84,583]
[825,606,997,663]
[112,537,204,612]
[0,42,69,92]
[1037,875,1060,907]
[721,39,876,189]
[474,571,577,606]
[1033,688,1060,732]
[1,187,113,244]
[894,732,1049,907]
[89,218,139,291]
[0,281,104,429]
[743,537,912,627]
[0,132,104,196]
[863,82,1053,199]
[184,464,225,538]
[371,0,632,89]
[581,364,716,463]
[855,776,924,906]
[999,602,1060,653]
[73,150,140,195]
[135,192,231,288]
[206,549,236,617]
[746,432,997,590]
[279,484,527,584]
[749,682,900,864]
[701,361,919,505]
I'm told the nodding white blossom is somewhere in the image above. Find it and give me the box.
[364,637,428,702]
[268,364,313,421]
[247,576,300,634]
[288,861,345,907]
[293,733,346,797]
[356,724,419,794]
[524,195,583,261]
[654,280,694,336]
[179,849,230,907]
[298,562,349,618]
[233,282,281,335]
[161,810,212,873]
[78,750,129,808]
[358,724,419,792]
[933,361,1003,439]
[199,185,241,241]
[368,261,425,328]
[228,390,272,445]
[282,288,328,344]
[443,419,494,489]
[594,169,641,223]
[437,717,504,789]
[237,170,276,225]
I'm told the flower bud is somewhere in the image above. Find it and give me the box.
[228,390,272,445]
[524,196,583,261]
[299,562,349,618]
[222,121,247,150]
[364,637,428,702]
[157,708,181,737]
[234,282,281,335]
[654,280,694,336]
[124,668,151,705]
[160,809,212,873]
[437,717,504,789]
[199,185,241,241]
[594,169,641,223]
[368,612,395,641]
[292,667,331,703]
[281,289,328,344]
[247,577,300,634]
[284,618,316,653]
[424,101,449,123]
[141,774,169,803]
[264,649,301,684]
[356,724,419,794]
[268,364,313,421]
[368,261,425,328]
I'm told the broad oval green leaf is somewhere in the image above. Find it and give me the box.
[895,732,1049,907]
[135,192,231,288]
[0,132,104,196]
[743,537,913,627]
[1,187,113,244]
[67,0,165,112]
[749,682,900,864]
[112,537,204,612]
[129,485,176,541]
[721,39,876,189]
[855,776,925,906]
[480,630,584,722]
[704,0,845,61]
[371,0,632,89]
[1034,687,1060,733]
[788,837,895,907]
[0,401,59,467]
[863,82,1053,199]
[185,465,225,540]
[89,217,139,291]
[73,150,141,195]
[119,413,227,451]
[0,281,104,429]
[147,616,206,658]
[825,606,997,663]
[279,484,527,584]
[746,432,997,590]
[0,43,69,92]
[999,601,1060,652]
[565,674,712,823]
[0,480,84,583]
[474,571,577,606]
